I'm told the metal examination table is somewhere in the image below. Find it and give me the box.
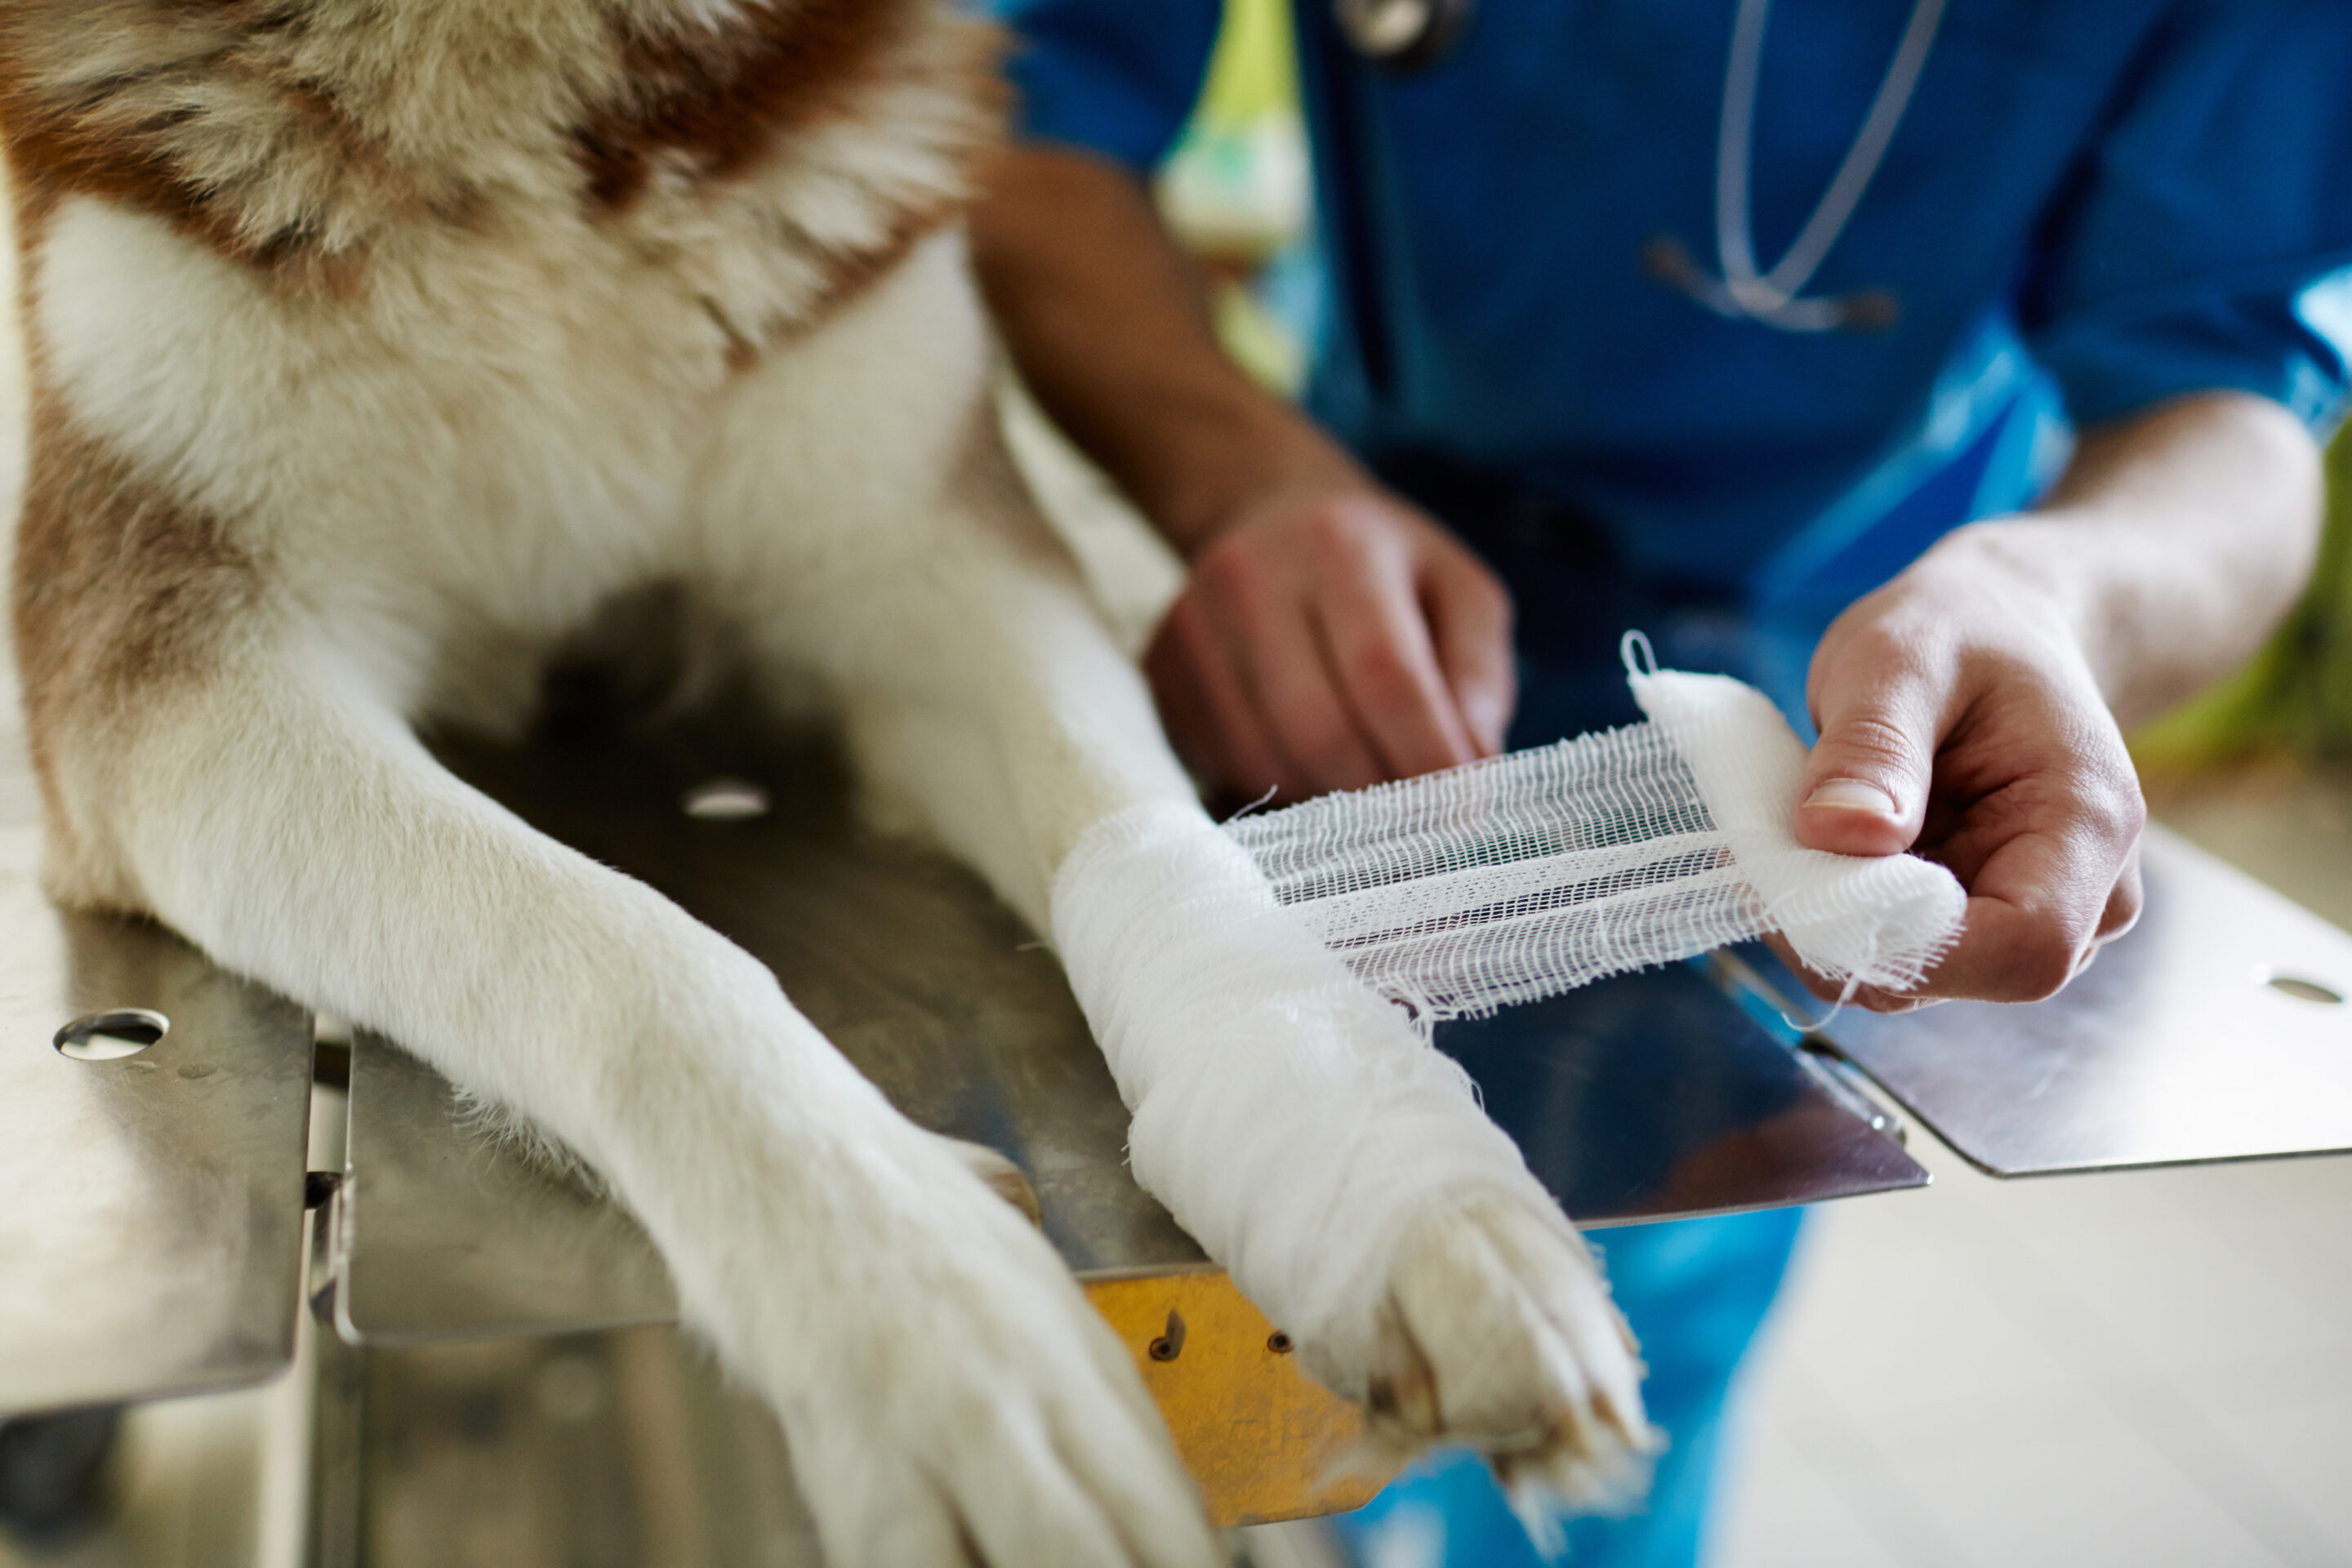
[6,697,2352,1563]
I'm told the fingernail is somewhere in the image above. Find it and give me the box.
[1804,778,1898,817]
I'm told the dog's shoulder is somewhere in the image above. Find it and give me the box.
[0,0,1004,318]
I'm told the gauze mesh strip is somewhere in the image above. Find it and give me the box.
[1224,666,1966,1018]
[1226,721,1763,1018]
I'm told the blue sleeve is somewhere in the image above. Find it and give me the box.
[2019,0,2352,435]
[986,0,1224,175]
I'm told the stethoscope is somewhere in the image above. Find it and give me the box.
[1335,0,1948,334]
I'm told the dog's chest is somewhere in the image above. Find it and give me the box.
[41,199,744,620]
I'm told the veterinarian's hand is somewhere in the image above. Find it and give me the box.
[1146,484,1515,800]
[1786,528,2146,1010]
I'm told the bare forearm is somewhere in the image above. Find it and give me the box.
[969,144,1518,788]
[1915,391,2325,726]
[969,143,1365,555]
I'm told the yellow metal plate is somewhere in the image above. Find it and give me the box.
[1085,1269,1399,1527]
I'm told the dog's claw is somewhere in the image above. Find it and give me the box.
[1359,1189,1661,1519]
[938,1134,1044,1227]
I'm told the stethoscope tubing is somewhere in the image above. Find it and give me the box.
[1706,0,1946,330]
[1333,0,1944,336]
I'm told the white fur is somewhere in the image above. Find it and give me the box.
[16,30,1650,1552]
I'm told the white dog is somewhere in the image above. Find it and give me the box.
[1,2,1647,1560]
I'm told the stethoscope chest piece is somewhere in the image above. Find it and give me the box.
[1334,0,1473,72]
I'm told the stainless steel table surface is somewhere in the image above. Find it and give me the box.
[1735,825,2352,1176]
[0,700,314,1418]
[334,715,1927,1346]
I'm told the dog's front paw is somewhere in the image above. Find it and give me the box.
[1365,1189,1659,1517]
[692,1125,1221,1568]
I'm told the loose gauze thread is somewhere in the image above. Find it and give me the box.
[1223,643,1968,1020]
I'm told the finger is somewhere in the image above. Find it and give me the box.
[1759,930,1842,1008]
[1793,975,1937,1013]
[1795,666,1940,858]
[1918,827,2128,1002]
[1148,643,1259,804]
[1420,546,1517,756]
[1208,557,1388,795]
[1145,595,1285,800]
[1913,728,2143,1000]
[1859,991,1941,1013]
[1142,611,1231,785]
[2096,839,2144,944]
[1759,932,1942,1013]
[1313,540,1482,779]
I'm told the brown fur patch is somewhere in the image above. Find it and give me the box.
[11,364,265,784]
[11,350,263,904]
[0,2,424,287]
[0,0,1005,322]
[581,0,924,210]
[0,11,209,237]
[803,201,949,318]
[581,0,1009,328]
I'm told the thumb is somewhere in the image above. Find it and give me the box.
[1795,683,1936,857]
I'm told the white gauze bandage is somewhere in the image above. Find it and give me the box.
[1052,799,1570,1384]
[1225,647,1967,1018]
[1050,652,1961,1368]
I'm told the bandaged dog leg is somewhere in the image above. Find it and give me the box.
[791,535,1657,1504]
[1053,801,1656,1508]
[707,239,1654,1510]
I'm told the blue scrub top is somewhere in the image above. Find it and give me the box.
[996,0,2352,634]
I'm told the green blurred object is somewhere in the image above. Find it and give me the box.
[1156,0,1307,262]
[2135,426,2352,765]
[1195,0,1299,131]
[1156,0,1312,394]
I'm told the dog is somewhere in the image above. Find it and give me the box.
[0,2,1648,1559]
